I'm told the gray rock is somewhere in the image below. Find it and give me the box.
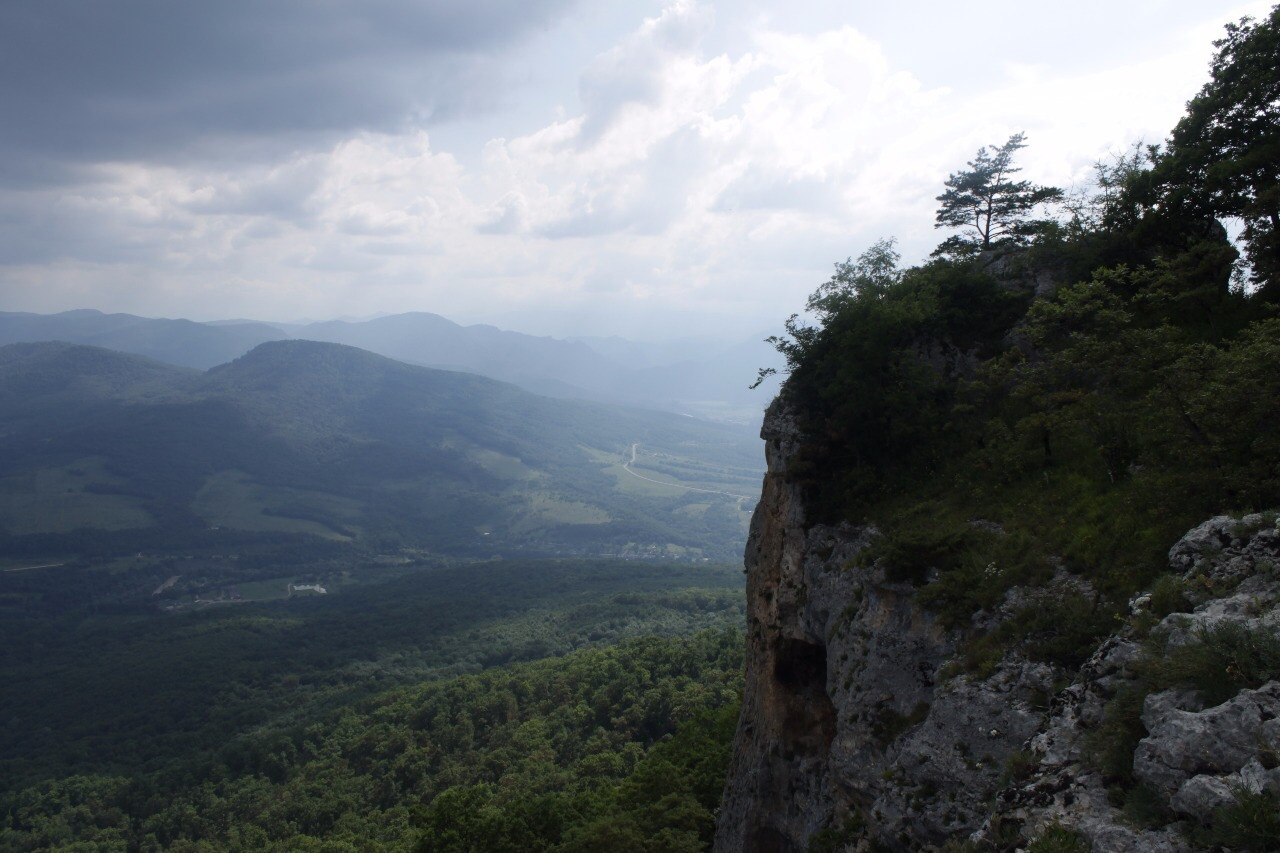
[1135,682,1280,810]
[1170,774,1237,816]
[715,398,1280,852]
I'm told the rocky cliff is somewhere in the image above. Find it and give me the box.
[714,400,1280,852]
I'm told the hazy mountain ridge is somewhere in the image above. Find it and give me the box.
[0,308,783,421]
[0,309,286,370]
[0,338,761,561]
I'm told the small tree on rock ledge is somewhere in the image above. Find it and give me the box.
[934,132,1063,256]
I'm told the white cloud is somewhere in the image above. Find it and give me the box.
[0,0,1269,339]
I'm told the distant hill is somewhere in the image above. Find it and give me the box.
[294,313,783,418]
[0,309,286,369]
[0,340,761,562]
[0,309,783,422]
[296,312,620,397]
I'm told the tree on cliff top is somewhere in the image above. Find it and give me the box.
[934,133,1063,256]
[750,238,902,389]
[1137,6,1280,295]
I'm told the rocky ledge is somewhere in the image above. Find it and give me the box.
[714,401,1280,852]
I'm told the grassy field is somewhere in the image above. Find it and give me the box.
[464,444,541,480]
[504,490,611,534]
[583,446,690,497]
[626,446,760,497]
[0,457,155,534]
[191,470,362,541]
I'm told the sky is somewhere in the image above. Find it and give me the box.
[0,0,1273,341]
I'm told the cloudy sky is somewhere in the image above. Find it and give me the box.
[0,0,1271,340]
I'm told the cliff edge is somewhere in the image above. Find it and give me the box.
[715,400,1280,852]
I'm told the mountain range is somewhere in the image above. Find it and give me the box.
[0,309,784,422]
[0,339,763,564]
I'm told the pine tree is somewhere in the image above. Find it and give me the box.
[934,133,1062,255]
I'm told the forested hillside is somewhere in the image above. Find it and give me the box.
[0,309,784,422]
[0,338,762,849]
[0,339,760,567]
[762,5,1279,654]
[4,7,1279,853]
[2,562,745,851]
[718,8,1280,850]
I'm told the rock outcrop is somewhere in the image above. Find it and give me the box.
[715,404,1280,852]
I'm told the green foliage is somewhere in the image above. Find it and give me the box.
[999,750,1038,788]
[778,255,1026,515]
[807,812,865,853]
[1014,589,1117,670]
[1089,622,1280,792]
[1196,788,1280,851]
[913,527,1052,630]
[866,504,973,585]
[760,23,1280,674]
[0,340,762,564]
[1147,574,1194,617]
[1120,782,1175,829]
[871,701,930,746]
[1089,680,1151,787]
[754,239,903,388]
[1,628,745,851]
[1139,7,1280,294]
[934,133,1064,255]
[1144,621,1280,706]
[0,559,745,790]
[1026,823,1090,853]
[946,587,1116,680]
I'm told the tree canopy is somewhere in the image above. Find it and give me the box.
[1137,7,1280,294]
[749,6,1280,713]
[934,133,1063,255]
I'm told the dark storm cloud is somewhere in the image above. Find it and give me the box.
[0,0,576,185]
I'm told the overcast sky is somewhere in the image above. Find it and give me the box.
[0,0,1271,340]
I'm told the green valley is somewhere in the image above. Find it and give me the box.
[0,337,759,850]
[0,340,762,567]
[0,559,745,851]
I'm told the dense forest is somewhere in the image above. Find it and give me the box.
[1,562,745,851]
[761,6,1279,657]
[2,629,742,851]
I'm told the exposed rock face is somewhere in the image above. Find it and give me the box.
[1138,683,1280,816]
[715,405,1280,852]
[982,515,1280,851]
[715,400,1047,851]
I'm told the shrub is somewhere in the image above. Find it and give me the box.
[1027,823,1090,852]
[1090,622,1280,800]
[1145,621,1280,706]
[1198,788,1280,852]
[1147,574,1193,617]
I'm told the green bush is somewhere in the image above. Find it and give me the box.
[1147,574,1194,617]
[1027,823,1090,852]
[1145,621,1280,706]
[807,811,865,853]
[1198,788,1280,852]
[1090,622,1280,797]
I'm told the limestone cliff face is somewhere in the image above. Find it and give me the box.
[715,400,1280,852]
[714,399,1048,851]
